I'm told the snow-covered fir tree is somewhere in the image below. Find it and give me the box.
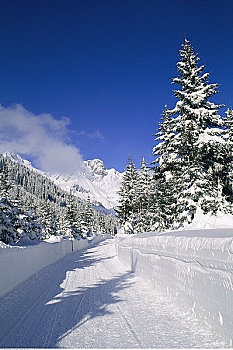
[137,158,150,213]
[0,158,18,243]
[222,107,233,204]
[0,158,41,243]
[134,158,151,233]
[151,105,177,229]
[85,195,94,236]
[152,38,233,228]
[116,154,139,233]
[61,192,80,238]
[152,105,176,172]
[224,108,233,141]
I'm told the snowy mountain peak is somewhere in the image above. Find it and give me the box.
[51,158,123,209]
[84,159,107,177]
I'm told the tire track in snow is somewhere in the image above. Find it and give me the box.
[94,261,144,348]
[114,302,144,347]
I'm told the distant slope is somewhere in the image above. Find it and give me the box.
[4,152,123,209]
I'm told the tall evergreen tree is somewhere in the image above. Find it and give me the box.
[224,108,233,141]
[0,159,25,243]
[152,105,176,172]
[116,154,139,232]
[151,106,178,229]
[63,191,82,238]
[134,158,151,233]
[85,195,94,236]
[152,39,231,228]
[137,158,150,213]
[222,107,233,203]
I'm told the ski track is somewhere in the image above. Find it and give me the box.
[0,239,230,348]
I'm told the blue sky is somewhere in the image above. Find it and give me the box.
[0,0,232,172]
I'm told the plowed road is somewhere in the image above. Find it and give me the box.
[0,239,228,348]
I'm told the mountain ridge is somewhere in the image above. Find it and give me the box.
[3,152,123,209]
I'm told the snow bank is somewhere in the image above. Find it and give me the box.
[182,208,233,230]
[0,234,110,297]
[117,229,233,343]
[72,234,111,251]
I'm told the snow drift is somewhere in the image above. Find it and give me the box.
[117,229,233,343]
[0,234,110,297]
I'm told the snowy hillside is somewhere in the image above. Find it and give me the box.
[3,152,123,209]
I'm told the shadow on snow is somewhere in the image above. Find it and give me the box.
[0,241,134,348]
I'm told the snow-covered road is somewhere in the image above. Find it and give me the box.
[0,239,229,348]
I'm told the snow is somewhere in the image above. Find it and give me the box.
[0,239,229,348]
[183,208,233,230]
[197,128,225,145]
[117,228,233,343]
[0,234,109,297]
[45,235,66,243]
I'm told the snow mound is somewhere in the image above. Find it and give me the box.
[183,208,233,230]
[44,235,64,243]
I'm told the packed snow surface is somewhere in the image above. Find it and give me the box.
[0,239,229,348]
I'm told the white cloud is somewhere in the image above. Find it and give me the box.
[87,130,104,140]
[77,130,104,141]
[0,104,85,174]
